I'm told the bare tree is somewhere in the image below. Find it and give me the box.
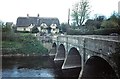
[71,0,91,28]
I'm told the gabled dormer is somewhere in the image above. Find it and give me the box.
[50,24,57,29]
[40,23,48,29]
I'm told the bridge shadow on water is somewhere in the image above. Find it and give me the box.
[61,67,81,79]
[53,59,81,79]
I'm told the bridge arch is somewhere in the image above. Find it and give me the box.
[62,47,81,69]
[49,43,57,56]
[81,56,117,79]
[52,42,57,47]
[54,44,65,61]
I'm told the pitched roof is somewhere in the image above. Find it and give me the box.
[6,22,13,26]
[16,17,38,27]
[16,17,60,27]
[39,17,60,26]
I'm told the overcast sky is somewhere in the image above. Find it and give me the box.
[0,0,119,24]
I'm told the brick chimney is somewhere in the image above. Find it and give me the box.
[27,14,29,18]
[37,13,39,17]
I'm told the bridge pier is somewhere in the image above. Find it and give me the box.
[49,48,56,56]
[62,47,81,69]
[79,68,83,78]
[49,43,57,56]
[62,55,81,69]
[54,52,65,61]
[54,44,65,61]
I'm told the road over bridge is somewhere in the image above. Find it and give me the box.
[49,35,120,79]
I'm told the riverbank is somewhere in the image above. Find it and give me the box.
[1,53,49,57]
[2,33,48,56]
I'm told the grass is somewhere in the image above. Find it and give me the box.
[2,33,48,55]
[2,41,22,48]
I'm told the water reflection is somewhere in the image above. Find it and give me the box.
[2,56,80,79]
[3,68,55,77]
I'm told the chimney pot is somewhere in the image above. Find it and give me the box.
[37,14,39,17]
[27,14,29,17]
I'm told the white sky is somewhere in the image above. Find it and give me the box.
[0,0,119,24]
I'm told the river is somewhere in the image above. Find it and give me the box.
[2,56,81,79]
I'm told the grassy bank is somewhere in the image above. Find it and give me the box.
[2,33,48,56]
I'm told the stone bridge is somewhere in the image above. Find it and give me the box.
[49,35,120,79]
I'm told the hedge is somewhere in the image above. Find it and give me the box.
[67,28,120,35]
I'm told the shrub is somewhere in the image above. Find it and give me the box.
[15,34,48,55]
[31,27,39,33]
[67,28,94,35]
[67,28,81,35]
[93,28,120,35]
[67,27,120,35]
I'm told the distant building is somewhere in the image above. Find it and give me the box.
[118,1,120,14]
[6,22,14,29]
[16,14,60,34]
[6,22,14,26]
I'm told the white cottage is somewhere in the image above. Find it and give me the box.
[16,14,60,34]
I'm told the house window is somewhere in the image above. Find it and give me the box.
[53,29,55,31]
[24,28,26,31]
